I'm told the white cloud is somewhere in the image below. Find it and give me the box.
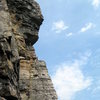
[52,20,68,33]
[92,0,100,8]
[66,32,73,37]
[92,85,100,94]
[80,22,95,33]
[92,80,100,94]
[52,52,92,100]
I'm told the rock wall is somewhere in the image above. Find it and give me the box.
[0,0,57,100]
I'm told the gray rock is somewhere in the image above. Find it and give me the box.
[0,0,57,100]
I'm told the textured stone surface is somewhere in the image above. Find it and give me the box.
[0,0,20,99]
[0,0,57,100]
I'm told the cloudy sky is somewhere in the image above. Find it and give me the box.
[35,0,100,100]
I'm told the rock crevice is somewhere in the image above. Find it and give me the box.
[0,0,57,100]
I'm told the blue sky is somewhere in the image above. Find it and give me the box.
[35,0,100,100]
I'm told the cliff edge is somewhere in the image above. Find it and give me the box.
[0,0,57,100]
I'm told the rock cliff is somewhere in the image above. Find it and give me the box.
[0,0,57,100]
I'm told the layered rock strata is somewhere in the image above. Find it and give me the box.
[0,0,57,100]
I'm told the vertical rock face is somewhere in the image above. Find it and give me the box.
[0,0,20,99]
[0,0,57,100]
